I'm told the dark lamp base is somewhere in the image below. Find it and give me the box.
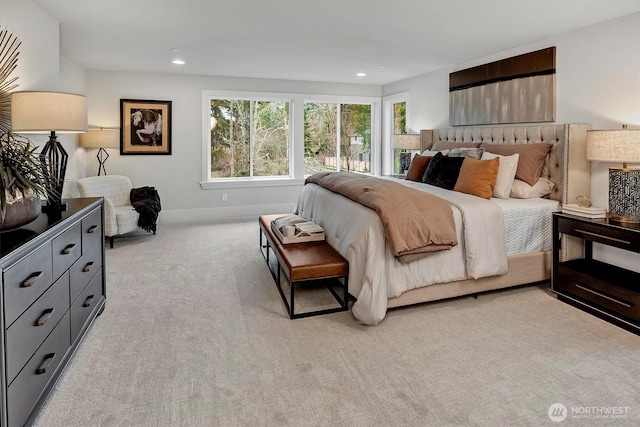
[42,202,68,214]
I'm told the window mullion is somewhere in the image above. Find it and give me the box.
[336,103,341,172]
[249,100,254,178]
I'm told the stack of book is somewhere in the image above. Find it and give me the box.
[561,204,607,219]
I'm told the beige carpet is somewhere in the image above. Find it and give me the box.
[33,220,640,426]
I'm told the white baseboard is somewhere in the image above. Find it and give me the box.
[157,203,296,224]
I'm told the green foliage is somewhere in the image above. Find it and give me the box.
[0,132,51,220]
[210,99,289,177]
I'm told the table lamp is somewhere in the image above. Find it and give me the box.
[393,134,421,174]
[81,128,119,175]
[11,91,88,212]
[586,126,640,223]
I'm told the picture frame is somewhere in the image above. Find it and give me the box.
[120,99,172,155]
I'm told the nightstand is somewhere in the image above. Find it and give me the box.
[552,212,640,334]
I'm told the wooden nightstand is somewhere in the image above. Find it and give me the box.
[552,212,640,334]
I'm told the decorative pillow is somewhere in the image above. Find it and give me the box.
[431,141,481,151]
[454,157,500,199]
[481,152,519,199]
[480,143,552,186]
[421,149,449,156]
[448,147,485,160]
[422,152,465,190]
[405,154,432,182]
[510,177,555,199]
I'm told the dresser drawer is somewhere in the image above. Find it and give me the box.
[69,241,103,304]
[557,265,640,323]
[71,267,103,343]
[82,208,103,252]
[6,272,70,385]
[52,222,82,280]
[7,311,70,427]
[3,242,53,327]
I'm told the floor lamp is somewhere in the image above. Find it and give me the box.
[81,128,120,175]
[11,91,88,212]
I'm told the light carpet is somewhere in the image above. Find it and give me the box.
[33,220,640,426]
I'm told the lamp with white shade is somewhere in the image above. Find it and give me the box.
[393,134,421,174]
[11,91,88,212]
[586,126,640,223]
[81,128,119,176]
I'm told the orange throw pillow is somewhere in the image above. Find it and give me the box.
[405,154,432,182]
[454,157,500,199]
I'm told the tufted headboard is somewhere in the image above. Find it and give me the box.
[425,124,591,204]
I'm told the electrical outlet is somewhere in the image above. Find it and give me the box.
[222,193,228,202]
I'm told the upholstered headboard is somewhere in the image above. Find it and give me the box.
[425,124,591,204]
[425,123,591,261]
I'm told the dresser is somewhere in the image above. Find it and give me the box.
[0,198,106,427]
[552,212,640,334]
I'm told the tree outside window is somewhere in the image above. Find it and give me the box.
[210,99,289,178]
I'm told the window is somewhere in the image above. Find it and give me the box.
[202,90,380,187]
[392,101,407,175]
[382,93,410,175]
[304,102,372,175]
[208,95,291,179]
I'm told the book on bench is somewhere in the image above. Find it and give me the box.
[271,215,325,244]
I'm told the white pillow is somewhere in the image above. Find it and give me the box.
[421,149,449,156]
[481,152,519,199]
[510,177,555,199]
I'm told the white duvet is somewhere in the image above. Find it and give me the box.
[295,177,508,325]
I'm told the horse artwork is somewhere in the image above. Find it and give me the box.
[131,109,162,146]
[120,99,172,155]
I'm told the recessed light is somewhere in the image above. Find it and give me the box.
[170,48,180,52]
[172,59,185,65]
[356,72,367,77]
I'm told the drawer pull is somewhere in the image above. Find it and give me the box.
[83,262,94,273]
[22,271,43,287]
[575,284,633,308]
[575,229,631,246]
[83,295,95,307]
[87,225,98,234]
[36,308,55,326]
[61,243,76,255]
[36,353,56,375]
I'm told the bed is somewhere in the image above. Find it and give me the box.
[294,124,591,325]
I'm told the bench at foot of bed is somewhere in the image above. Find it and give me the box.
[259,214,349,319]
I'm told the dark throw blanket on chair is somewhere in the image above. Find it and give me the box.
[130,186,161,234]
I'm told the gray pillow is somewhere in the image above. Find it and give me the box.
[448,147,485,160]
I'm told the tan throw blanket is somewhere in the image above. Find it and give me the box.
[305,172,458,262]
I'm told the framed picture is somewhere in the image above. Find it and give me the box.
[120,99,172,155]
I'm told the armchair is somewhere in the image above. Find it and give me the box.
[77,175,141,248]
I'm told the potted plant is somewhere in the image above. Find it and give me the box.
[0,132,51,231]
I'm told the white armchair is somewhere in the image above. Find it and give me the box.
[77,175,140,248]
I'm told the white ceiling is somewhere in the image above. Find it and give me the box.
[34,0,640,86]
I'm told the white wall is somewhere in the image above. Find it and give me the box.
[2,0,87,199]
[384,12,640,271]
[84,71,381,222]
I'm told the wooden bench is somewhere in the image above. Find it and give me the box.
[259,214,349,319]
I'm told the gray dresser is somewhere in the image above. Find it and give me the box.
[0,198,106,427]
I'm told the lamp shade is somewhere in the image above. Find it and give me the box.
[393,134,421,150]
[586,129,640,163]
[11,91,87,133]
[81,128,120,148]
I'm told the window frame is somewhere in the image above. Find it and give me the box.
[382,92,410,175]
[201,90,381,189]
[302,96,378,176]
[201,90,297,188]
